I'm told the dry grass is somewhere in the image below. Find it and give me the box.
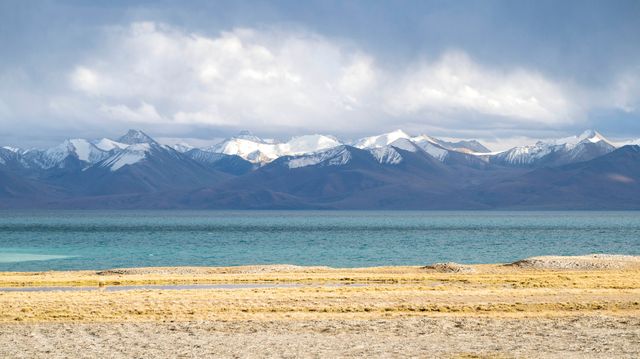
[0,264,639,323]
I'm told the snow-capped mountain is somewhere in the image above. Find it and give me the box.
[491,130,616,167]
[19,139,110,170]
[1,128,640,209]
[353,130,487,163]
[353,129,411,149]
[3,130,172,173]
[278,137,438,169]
[13,130,157,171]
[205,131,343,163]
[0,147,20,167]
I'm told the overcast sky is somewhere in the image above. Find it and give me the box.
[1,0,639,149]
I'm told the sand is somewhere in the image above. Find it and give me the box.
[0,254,639,358]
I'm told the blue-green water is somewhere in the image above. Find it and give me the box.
[0,211,639,271]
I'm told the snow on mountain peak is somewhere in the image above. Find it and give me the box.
[2,146,20,153]
[117,129,156,145]
[578,129,612,145]
[234,130,264,143]
[33,138,109,167]
[549,129,612,149]
[66,139,106,162]
[354,129,411,149]
[208,133,343,163]
[93,138,127,151]
[494,129,616,166]
[171,143,195,153]
[286,134,342,154]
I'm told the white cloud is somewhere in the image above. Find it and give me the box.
[60,21,580,137]
[384,51,573,124]
[66,22,381,133]
[99,102,164,123]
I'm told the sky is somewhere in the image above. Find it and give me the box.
[0,0,639,150]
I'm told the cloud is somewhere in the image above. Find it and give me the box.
[99,102,164,123]
[385,51,574,124]
[60,21,578,138]
[67,22,380,133]
[70,67,101,95]
[609,68,640,113]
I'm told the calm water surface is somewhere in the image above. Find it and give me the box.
[0,211,639,271]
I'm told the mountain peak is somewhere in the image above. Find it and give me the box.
[577,129,612,145]
[354,129,411,149]
[233,130,263,142]
[1,146,20,153]
[171,143,194,153]
[388,129,410,138]
[117,129,156,145]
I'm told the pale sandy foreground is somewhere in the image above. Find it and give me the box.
[0,254,639,358]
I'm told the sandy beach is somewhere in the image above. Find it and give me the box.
[1,255,639,358]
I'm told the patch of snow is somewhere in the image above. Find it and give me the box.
[2,146,20,153]
[207,134,342,163]
[287,147,351,169]
[187,150,227,164]
[353,129,411,149]
[410,137,449,161]
[551,129,613,149]
[67,139,94,162]
[369,146,403,164]
[93,138,127,151]
[171,143,194,153]
[389,138,419,152]
[101,143,150,171]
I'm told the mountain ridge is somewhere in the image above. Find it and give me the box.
[0,129,637,209]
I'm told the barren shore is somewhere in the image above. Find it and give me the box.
[1,254,639,358]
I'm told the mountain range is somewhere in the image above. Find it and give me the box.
[1,128,638,209]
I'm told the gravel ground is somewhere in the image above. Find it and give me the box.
[1,316,639,358]
[510,254,640,270]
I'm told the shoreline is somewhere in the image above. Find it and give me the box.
[1,254,639,288]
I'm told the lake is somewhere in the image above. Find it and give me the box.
[0,210,639,271]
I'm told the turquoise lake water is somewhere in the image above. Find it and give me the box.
[0,211,639,271]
